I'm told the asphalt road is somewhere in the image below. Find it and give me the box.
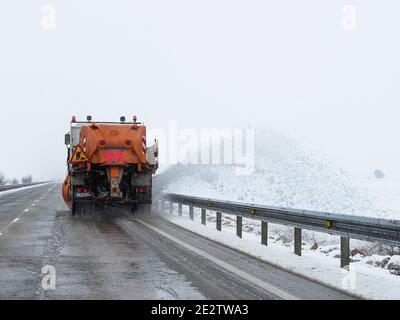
[0,184,355,300]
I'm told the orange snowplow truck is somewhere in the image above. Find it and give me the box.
[62,116,158,215]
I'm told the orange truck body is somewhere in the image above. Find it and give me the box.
[62,117,158,214]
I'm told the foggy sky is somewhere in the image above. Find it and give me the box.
[0,1,399,181]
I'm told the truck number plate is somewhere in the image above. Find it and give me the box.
[76,193,90,198]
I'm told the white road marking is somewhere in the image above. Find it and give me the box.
[0,233,2,236]
[136,219,300,300]
[0,188,54,235]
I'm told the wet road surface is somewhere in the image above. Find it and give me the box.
[0,184,355,300]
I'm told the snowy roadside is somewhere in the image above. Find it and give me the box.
[0,182,53,197]
[159,207,400,300]
[155,128,400,297]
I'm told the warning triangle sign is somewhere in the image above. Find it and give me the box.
[71,146,88,163]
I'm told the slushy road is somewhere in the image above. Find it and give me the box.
[0,184,354,300]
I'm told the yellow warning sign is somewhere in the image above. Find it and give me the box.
[71,146,88,163]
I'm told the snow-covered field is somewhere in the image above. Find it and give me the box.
[160,129,399,220]
[0,183,52,197]
[354,178,400,220]
[154,128,400,295]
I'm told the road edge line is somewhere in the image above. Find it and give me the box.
[156,213,364,300]
[135,218,300,300]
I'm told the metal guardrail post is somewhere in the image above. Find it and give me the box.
[294,227,302,256]
[189,205,194,220]
[216,212,222,231]
[261,221,268,246]
[237,216,242,238]
[201,208,206,225]
[178,203,183,217]
[341,237,350,270]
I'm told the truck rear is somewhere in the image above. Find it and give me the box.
[62,116,158,215]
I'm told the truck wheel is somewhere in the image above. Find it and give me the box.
[71,198,77,216]
[70,185,77,216]
[130,204,137,214]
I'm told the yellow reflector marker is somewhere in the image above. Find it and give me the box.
[325,220,333,229]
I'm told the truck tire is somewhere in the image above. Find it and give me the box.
[71,197,77,216]
[70,184,76,216]
[130,204,138,213]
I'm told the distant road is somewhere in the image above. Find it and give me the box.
[0,184,354,300]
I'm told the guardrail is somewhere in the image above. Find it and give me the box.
[157,193,400,270]
[0,182,49,192]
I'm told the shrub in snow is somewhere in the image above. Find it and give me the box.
[21,175,33,184]
[0,172,7,186]
[275,234,292,244]
[351,248,367,257]
[366,255,391,268]
[387,255,400,275]
[380,257,391,268]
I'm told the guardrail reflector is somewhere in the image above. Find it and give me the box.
[324,220,333,229]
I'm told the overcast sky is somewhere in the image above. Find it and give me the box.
[0,1,399,181]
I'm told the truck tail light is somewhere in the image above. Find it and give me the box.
[76,187,89,193]
[112,187,118,193]
[136,187,146,193]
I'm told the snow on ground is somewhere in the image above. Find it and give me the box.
[159,207,400,300]
[157,129,399,244]
[154,128,400,288]
[0,182,52,197]
[160,129,399,220]
[354,178,400,220]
